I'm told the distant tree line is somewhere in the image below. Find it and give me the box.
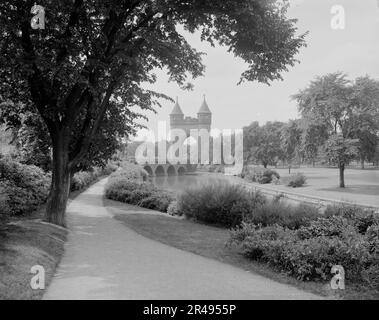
[243,73,379,187]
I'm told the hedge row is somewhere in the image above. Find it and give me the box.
[0,158,118,217]
[229,204,379,288]
[70,163,118,191]
[174,182,319,228]
[104,164,174,212]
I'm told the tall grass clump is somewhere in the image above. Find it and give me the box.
[176,182,266,228]
[247,201,320,230]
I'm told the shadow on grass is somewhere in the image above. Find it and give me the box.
[107,199,379,300]
[0,212,67,300]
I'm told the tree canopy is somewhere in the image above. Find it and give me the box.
[0,0,306,225]
[293,72,379,186]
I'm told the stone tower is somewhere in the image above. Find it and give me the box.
[197,95,212,131]
[169,97,185,129]
[169,96,212,135]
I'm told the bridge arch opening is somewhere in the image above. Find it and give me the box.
[143,165,154,177]
[167,165,176,176]
[155,165,165,176]
[177,166,186,176]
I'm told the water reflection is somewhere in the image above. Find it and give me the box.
[150,173,230,193]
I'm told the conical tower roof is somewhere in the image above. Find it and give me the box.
[198,95,211,114]
[170,97,184,115]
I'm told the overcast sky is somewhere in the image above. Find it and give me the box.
[134,0,379,140]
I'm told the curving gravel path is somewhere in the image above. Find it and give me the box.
[44,178,321,300]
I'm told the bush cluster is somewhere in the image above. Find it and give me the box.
[175,183,266,227]
[70,163,118,191]
[229,204,379,287]
[111,162,149,181]
[324,204,379,234]
[175,181,319,229]
[0,158,50,216]
[246,201,319,230]
[240,167,280,184]
[281,173,307,188]
[104,168,174,213]
[0,158,118,217]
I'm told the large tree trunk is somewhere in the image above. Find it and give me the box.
[360,158,365,169]
[45,135,71,227]
[339,163,345,188]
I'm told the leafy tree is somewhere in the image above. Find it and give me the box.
[243,121,262,164]
[349,76,379,168]
[322,134,358,187]
[293,72,352,136]
[280,119,302,172]
[293,72,377,187]
[300,122,329,166]
[244,121,284,168]
[0,0,306,225]
[13,111,52,171]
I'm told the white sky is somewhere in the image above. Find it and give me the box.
[134,0,379,140]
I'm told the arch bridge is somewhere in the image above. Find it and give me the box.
[142,163,195,177]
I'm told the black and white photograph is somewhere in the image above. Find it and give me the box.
[0,0,379,306]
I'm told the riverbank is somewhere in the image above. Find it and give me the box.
[150,169,379,211]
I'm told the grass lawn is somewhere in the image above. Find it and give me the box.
[244,167,379,208]
[0,176,105,300]
[0,214,67,300]
[108,200,378,300]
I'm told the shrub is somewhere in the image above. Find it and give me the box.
[281,233,371,281]
[246,201,319,230]
[239,166,257,182]
[110,163,148,181]
[362,263,379,290]
[366,224,379,254]
[167,200,180,216]
[259,169,280,184]
[104,170,175,213]
[70,162,119,192]
[102,162,119,175]
[282,173,306,188]
[230,221,373,282]
[176,183,261,228]
[138,191,174,212]
[324,204,379,234]
[0,159,50,216]
[70,171,95,191]
[239,167,281,184]
[105,179,154,201]
[296,216,355,240]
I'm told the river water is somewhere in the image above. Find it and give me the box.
[150,172,236,194]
